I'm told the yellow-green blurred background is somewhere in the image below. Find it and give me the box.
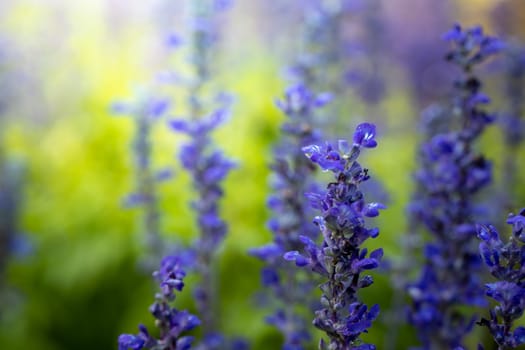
[1,0,525,349]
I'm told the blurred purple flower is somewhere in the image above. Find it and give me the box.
[407,24,501,349]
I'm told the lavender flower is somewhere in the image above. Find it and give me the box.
[249,84,329,349]
[285,123,384,350]
[169,103,235,347]
[407,24,503,349]
[477,209,525,349]
[112,95,172,262]
[118,256,200,350]
[167,2,238,347]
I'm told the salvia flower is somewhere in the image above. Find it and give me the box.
[407,24,502,349]
[118,256,200,350]
[285,123,384,350]
[112,95,172,262]
[169,99,236,348]
[167,1,238,347]
[477,209,525,349]
[249,84,328,349]
[169,108,236,252]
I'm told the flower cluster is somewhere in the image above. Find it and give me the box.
[166,1,238,347]
[112,96,172,260]
[169,108,235,256]
[117,1,240,348]
[249,84,329,348]
[477,209,525,349]
[118,256,200,350]
[170,104,236,348]
[285,123,384,350]
[407,24,503,349]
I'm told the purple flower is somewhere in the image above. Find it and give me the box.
[165,2,244,347]
[118,257,199,350]
[118,334,145,350]
[288,123,383,349]
[171,108,235,347]
[444,24,504,69]
[275,84,332,116]
[407,24,501,349]
[507,208,525,238]
[147,98,170,118]
[283,251,309,267]
[166,33,183,49]
[250,83,326,349]
[111,94,173,260]
[303,143,346,172]
[343,303,380,336]
[114,1,244,347]
[477,209,525,348]
[352,123,377,148]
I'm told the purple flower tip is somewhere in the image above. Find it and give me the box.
[284,251,309,267]
[442,23,462,41]
[118,334,145,350]
[148,99,170,118]
[166,33,183,48]
[353,123,377,148]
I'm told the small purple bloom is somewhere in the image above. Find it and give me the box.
[442,23,463,42]
[283,251,309,267]
[166,33,183,48]
[118,334,145,350]
[147,98,170,118]
[362,203,387,217]
[290,123,382,349]
[249,243,282,261]
[154,168,174,182]
[303,143,346,172]
[276,84,332,116]
[112,93,172,258]
[118,257,199,349]
[353,122,377,148]
[477,210,525,348]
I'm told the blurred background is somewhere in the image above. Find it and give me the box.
[1,0,525,349]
